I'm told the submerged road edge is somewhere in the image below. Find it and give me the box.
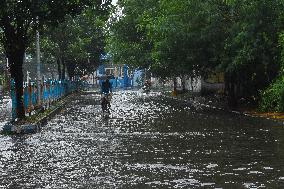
[1,92,79,135]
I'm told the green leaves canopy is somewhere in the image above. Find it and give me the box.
[0,0,107,118]
[108,0,284,105]
[40,1,113,78]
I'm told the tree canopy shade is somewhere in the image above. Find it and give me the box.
[106,0,158,70]
[0,0,107,119]
[107,0,228,78]
[220,0,282,107]
[41,5,112,80]
[108,0,284,108]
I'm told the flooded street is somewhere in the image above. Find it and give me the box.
[1,90,284,188]
[0,94,12,126]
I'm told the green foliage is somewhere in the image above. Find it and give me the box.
[1,0,279,112]
[259,76,284,112]
[0,0,98,46]
[108,0,231,78]
[108,0,284,110]
[222,0,281,94]
[0,0,109,118]
[148,0,229,78]
[40,2,113,78]
[259,31,284,112]
[107,0,158,69]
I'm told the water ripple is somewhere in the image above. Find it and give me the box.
[0,90,283,188]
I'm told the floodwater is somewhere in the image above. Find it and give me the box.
[0,90,284,188]
[0,94,12,125]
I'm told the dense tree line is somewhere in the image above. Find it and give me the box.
[0,0,112,119]
[40,3,112,81]
[2,0,284,120]
[107,0,284,110]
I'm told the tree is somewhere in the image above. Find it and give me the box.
[109,0,283,108]
[107,0,158,70]
[0,0,104,119]
[40,3,112,80]
[221,0,282,107]
[65,6,111,78]
[108,0,228,84]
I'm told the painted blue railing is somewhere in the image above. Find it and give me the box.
[96,64,136,89]
[109,77,133,89]
[10,79,83,120]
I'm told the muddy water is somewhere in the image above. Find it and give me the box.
[0,91,284,188]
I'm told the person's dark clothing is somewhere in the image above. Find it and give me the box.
[101,80,112,94]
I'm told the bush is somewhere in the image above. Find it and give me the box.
[259,76,284,112]
[279,87,284,112]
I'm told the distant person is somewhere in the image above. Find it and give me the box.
[100,78,112,114]
[101,78,112,94]
[142,79,151,93]
[144,80,151,88]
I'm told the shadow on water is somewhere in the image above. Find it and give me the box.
[0,90,284,188]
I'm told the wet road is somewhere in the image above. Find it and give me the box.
[1,90,284,188]
[0,94,11,126]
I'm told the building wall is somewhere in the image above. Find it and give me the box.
[133,70,143,87]
[150,75,225,94]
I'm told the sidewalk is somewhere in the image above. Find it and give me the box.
[163,91,284,123]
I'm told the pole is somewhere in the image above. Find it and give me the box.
[36,30,41,105]
[5,58,9,93]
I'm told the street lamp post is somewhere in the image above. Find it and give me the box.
[26,71,30,84]
[36,30,41,105]
[5,58,9,93]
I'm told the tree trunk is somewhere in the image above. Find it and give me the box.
[61,57,66,80]
[66,61,76,80]
[191,76,194,92]
[181,75,186,92]
[57,57,62,80]
[4,66,9,92]
[9,50,25,119]
[225,73,237,109]
[2,17,27,119]
[173,77,177,92]
[228,81,237,108]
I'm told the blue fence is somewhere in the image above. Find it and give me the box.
[10,79,83,120]
[96,64,139,89]
[109,77,133,89]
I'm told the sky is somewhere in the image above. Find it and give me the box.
[112,0,118,5]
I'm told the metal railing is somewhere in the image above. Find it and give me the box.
[109,77,133,88]
[10,79,83,120]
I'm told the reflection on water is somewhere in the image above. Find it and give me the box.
[0,90,284,188]
[0,95,12,126]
